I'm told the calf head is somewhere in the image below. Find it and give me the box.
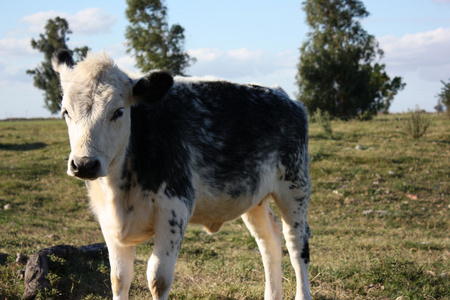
[52,49,173,180]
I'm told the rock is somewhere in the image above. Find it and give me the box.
[23,250,51,300]
[79,243,107,258]
[355,145,364,150]
[3,204,11,210]
[16,253,29,265]
[23,245,76,300]
[22,244,107,300]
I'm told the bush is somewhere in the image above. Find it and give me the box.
[404,106,430,139]
[358,110,375,121]
[436,79,450,116]
[313,108,333,137]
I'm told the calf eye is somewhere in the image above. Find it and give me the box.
[111,107,124,121]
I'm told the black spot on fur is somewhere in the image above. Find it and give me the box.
[300,223,311,265]
[125,95,195,210]
[133,70,174,103]
[301,238,310,265]
[306,222,311,238]
[53,49,74,69]
[119,161,133,192]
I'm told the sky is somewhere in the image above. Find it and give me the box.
[1,0,450,119]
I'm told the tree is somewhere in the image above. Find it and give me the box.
[125,0,195,75]
[296,0,405,118]
[26,17,89,114]
[436,79,450,115]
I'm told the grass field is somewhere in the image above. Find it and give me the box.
[0,114,449,299]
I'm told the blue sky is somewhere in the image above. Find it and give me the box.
[1,0,450,118]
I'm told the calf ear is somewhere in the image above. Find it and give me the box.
[52,49,75,74]
[132,70,174,103]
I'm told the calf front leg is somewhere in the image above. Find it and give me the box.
[147,200,189,299]
[105,238,135,300]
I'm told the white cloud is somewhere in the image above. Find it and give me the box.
[188,48,224,62]
[0,38,35,57]
[20,10,61,33]
[187,47,297,80]
[0,38,38,84]
[227,48,264,60]
[69,8,118,35]
[378,27,450,81]
[20,8,118,36]
[186,47,298,98]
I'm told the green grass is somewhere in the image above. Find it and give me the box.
[0,115,449,299]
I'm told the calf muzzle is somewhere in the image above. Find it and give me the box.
[70,156,101,180]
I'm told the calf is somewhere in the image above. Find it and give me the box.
[52,49,311,300]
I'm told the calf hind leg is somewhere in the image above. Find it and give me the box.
[274,187,311,300]
[242,197,283,300]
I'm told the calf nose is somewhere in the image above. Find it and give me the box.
[70,156,101,179]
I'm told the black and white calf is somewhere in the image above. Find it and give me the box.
[52,49,311,300]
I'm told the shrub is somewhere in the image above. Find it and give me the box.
[403,106,430,139]
[313,108,333,137]
[358,110,375,121]
[436,79,450,117]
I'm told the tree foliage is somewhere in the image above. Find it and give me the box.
[296,0,405,118]
[26,17,89,114]
[125,0,195,75]
[437,78,450,115]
